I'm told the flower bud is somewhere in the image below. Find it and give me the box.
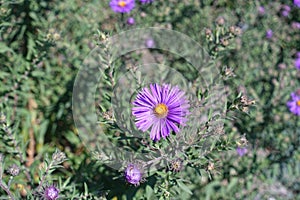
[169,158,183,172]
[43,185,59,200]
[127,17,135,25]
[124,164,142,185]
[220,38,229,46]
[205,28,212,36]
[52,150,66,164]
[7,164,20,176]
[216,17,225,26]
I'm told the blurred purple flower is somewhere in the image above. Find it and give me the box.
[281,10,289,17]
[294,0,300,8]
[109,0,135,13]
[281,5,291,17]
[292,22,300,29]
[124,164,142,185]
[145,38,155,48]
[132,83,190,141]
[43,185,59,200]
[140,0,153,4]
[258,6,265,15]
[236,147,248,157]
[296,52,300,58]
[287,92,300,116]
[127,17,135,25]
[283,5,291,11]
[294,57,300,70]
[266,29,273,39]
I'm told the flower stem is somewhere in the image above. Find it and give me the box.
[0,181,15,200]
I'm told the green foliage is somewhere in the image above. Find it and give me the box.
[0,0,300,199]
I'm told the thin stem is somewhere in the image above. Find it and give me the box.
[0,182,15,200]
[7,176,13,188]
[36,161,52,192]
[143,154,164,168]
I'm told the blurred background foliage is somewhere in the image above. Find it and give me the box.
[0,0,299,199]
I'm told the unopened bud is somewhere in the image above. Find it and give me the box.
[205,28,212,36]
[221,38,229,46]
[52,150,66,164]
[7,164,20,176]
[235,27,242,35]
[169,158,183,172]
[229,26,235,34]
[216,17,225,26]
[53,33,60,41]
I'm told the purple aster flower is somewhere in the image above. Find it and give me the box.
[292,22,300,29]
[140,0,153,4]
[236,147,248,157]
[132,83,190,141]
[287,92,300,116]
[145,38,155,48]
[109,0,135,13]
[43,185,59,200]
[295,57,300,70]
[266,29,273,39]
[294,0,300,8]
[296,52,300,58]
[124,164,142,185]
[127,17,135,25]
[258,6,265,15]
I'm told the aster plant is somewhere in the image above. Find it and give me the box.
[132,83,190,141]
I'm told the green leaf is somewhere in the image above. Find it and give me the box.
[176,180,193,195]
[145,185,154,199]
[0,43,14,54]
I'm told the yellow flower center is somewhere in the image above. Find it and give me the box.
[297,100,300,106]
[118,1,126,7]
[154,103,168,118]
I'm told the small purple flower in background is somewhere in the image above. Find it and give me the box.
[236,147,248,157]
[295,54,300,70]
[287,92,300,116]
[127,17,135,25]
[140,0,153,4]
[124,164,142,185]
[145,38,155,48]
[292,22,300,29]
[258,6,265,15]
[281,5,291,17]
[109,0,135,13]
[294,0,300,8]
[295,58,300,69]
[132,83,190,141]
[43,185,59,200]
[266,29,273,39]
